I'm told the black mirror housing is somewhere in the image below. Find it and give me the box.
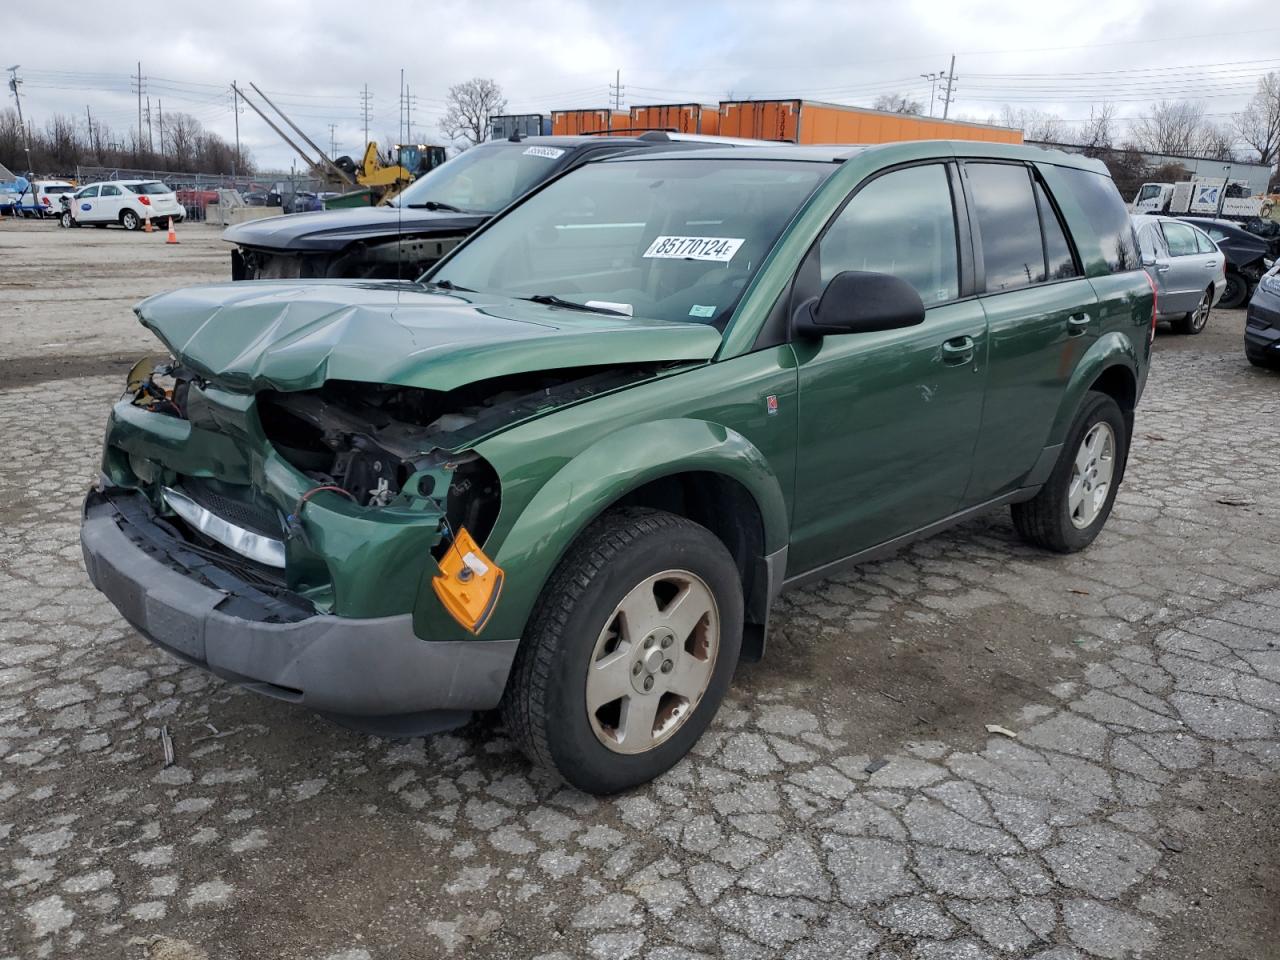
[794,270,927,338]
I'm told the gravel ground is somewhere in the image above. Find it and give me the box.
[1,219,1278,960]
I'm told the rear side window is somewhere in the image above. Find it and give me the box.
[100,185,121,197]
[1137,223,1165,261]
[817,163,960,305]
[1054,166,1140,273]
[966,162,1046,292]
[1034,180,1078,281]
[1191,228,1217,254]
[1160,222,1198,256]
[127,182,171,195]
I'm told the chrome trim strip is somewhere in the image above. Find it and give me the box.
[162,486,286,568]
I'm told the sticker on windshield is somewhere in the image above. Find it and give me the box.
[643,236,744,262]
[689,304,716,318]
[523,146,565,160]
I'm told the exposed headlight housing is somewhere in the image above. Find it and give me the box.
[1261,270,1280,297]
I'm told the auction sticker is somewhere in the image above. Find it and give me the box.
[523,146,565,159]
[643,236,744,262]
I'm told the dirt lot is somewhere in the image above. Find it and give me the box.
[1,219,1278,960]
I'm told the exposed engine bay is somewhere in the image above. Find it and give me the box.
[231,233,463,281]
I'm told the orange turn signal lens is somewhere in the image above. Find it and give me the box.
[432,527,504,635]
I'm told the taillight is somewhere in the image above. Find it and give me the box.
[139,195,151,206]
[40,196,50,205]
[1143,271,1157,345]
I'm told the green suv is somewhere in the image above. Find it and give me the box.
[82,141,1153,793]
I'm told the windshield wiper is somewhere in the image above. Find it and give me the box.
[405,200,468,213]
[522,294,629,316]
[424,279,475,292]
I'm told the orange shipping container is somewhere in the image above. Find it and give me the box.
[628,103,720,135]
[717,100,1022,146]
[551,109,613,136]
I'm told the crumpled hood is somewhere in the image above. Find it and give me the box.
[135,280,723,393]
[222,206,486,253]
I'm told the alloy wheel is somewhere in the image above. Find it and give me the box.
[1190,294,1210,333]
[1068,422,1115,529]
[585,569,719,755]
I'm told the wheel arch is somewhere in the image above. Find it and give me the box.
[470,418,789,658]
[1050,335,1139,484]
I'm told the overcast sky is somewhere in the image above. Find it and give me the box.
[5,0,1277,171]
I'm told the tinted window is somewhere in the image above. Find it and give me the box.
[967,162,1045,292]
[100,185,121,197]
[43,185,73,195]
[1035,180,1077,281]
[818,163,959,304]
[127,182,172,195]
[77,185,99,198]
[394,142,570,214]
[1055,166,1140,273]
[1161,222,1198,256]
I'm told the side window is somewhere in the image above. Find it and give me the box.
[966,162,1045,292]
[1053,166,1140,273]
[1034,179,1078,281]
[1160,222,1198,257]
[78,185,99,199]
[1137,224,1164,261]
[1191,228,1217,253]
[100,185,121,197]
[818,163,959,305]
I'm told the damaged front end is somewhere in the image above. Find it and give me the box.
[232,232,465,281]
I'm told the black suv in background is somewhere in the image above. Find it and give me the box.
[226,133,727,281]
[1177,216,1275,309]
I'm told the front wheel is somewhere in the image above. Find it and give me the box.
[1219,271,1248,309]
[121,210,141,231]
[502,508,743,794]
[1012,391,1128,553]
[1173,289,1211,335]
[59,211,73,228]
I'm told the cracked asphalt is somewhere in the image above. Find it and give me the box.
[2,220,1279,960]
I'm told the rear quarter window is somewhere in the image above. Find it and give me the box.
[1052,166,1140,274]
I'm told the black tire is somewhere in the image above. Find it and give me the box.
[1011,391,1128,554]
[1219,271,1248,309]
[121,209,141,231]
[59,211,73,229]
[501,507,743,794]
[1172,289,1211,335]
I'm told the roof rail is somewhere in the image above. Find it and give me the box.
[582,128,675,137]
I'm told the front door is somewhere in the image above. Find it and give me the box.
[789,162,988,574]
[75,184,101,221]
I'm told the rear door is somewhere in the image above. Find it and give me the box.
[962,160,1098,505]
[789,161,989,572]
[1158,220,1205,314]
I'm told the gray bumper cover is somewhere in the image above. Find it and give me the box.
[81,509,518,721]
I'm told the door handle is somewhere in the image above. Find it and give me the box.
[1205,261,1218,268]
[1067,313,1091,336]
[1156,264,1170,273]
[940,336,974,365]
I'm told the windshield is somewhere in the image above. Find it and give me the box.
[392,141,568,213]
[1137,184,1162,201]
[427,158,831,328]
[127,182,173,195]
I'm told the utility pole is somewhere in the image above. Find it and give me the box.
[360,84,372,150]
[610,69,625,111]
[941,54,957,120]
[85,104,94,158]
[399,68,405,147]
[157,98,164,157]
[232,82,240,172]
[134,62,144,160]
[920,71,944,118]
[145,96,154,154]
[6,65,31,172]
[328,124,338,158]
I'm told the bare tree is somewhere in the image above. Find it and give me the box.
[999,105,1066,143]
[1075,102,1117,154]
[1195,122,1236,161]
[164,112,203,170]
[1129,100,1207,156]
[440,78,507,147]
[873,93,924,115]
[1233,71,1280,168]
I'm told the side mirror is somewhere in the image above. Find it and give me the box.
[794,270,926,338]
[1141,255,1157,267]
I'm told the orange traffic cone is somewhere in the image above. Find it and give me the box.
[144,212,153,233]
[166,217,179,245]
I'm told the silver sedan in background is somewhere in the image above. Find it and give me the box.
[1133,214,1226,335]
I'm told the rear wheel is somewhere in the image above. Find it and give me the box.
[502,508,743,794]
[1173,289,1211,334]
[1219,271,1248,309]
[1012,391,1128,553]
[121,209,141,231]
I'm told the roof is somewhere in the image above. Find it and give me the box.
[602,140,1109,173]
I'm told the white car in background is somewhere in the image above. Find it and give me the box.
[68,180,186,230]
[26,180,76,217]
